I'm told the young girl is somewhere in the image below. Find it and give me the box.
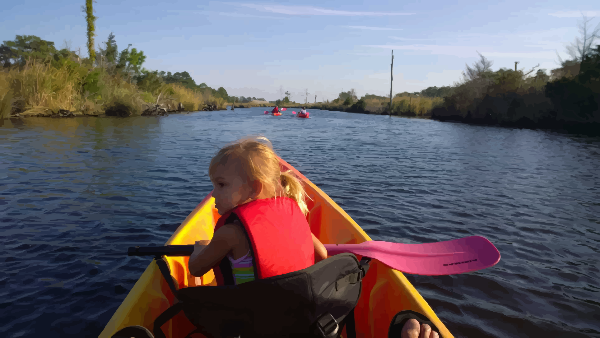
[187,136,439,338]
[188,136,328,285]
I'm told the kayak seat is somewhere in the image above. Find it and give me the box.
[150,253,371,338]
[388,310,441,337]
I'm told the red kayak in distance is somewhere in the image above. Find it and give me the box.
[297,111,309,118]
[265,108,287,115]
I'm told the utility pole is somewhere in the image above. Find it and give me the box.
[389,50,394,117]
[514,61,519,72]
[315,95,316,104]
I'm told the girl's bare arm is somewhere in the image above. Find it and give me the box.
[189,224,238,277]
[312,233,328,263]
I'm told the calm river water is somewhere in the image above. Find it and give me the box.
[1,107,599,338]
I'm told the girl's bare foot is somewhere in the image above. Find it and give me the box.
[401,318,440,338]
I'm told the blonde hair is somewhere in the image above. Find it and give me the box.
[208,136,310,215]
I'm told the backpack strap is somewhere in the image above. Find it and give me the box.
[344,308,357,338]
[155,257,178,295]
[153,302,185,338]
[314,257,371,338]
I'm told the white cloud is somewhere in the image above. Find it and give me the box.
[236,4,415,16]
[366,44,560,60]
[165,10,283,20]
[350,52,391,56]
[389,36,436,41]
[548,10,600,18]
[483,51,558,59]
[347,26,403,31]
[365,44,480,58]
[215,12,283,19]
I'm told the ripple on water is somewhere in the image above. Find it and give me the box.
[1,110,599,337]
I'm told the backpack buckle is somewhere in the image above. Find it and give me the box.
[316,313,339,338]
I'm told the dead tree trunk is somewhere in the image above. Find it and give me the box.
[389,50,394,116]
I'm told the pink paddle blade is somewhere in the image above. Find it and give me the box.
[292,111,297,114]
[264,111,269,114]
[324,236,501,276]
[281,108,287,111]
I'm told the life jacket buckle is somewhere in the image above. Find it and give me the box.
[316,313,339,338]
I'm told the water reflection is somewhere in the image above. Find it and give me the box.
[0,109,599,338]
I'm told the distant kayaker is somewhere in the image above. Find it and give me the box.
[272,106,280,114]
[188,136,327,286]
[300,107,307,114]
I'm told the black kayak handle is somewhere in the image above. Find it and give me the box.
[128,245,195,257]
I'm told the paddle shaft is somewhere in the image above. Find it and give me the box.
[127,236,500,276]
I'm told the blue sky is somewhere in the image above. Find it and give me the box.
[2,0,599,101]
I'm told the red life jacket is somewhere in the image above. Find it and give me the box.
[272,107,279,114]
[212,197,314,285]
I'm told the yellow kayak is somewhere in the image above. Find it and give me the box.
[100,157,454,338]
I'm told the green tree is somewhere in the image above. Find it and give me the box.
[462,52,494,82]
[338,89,357,102]
[116,45,146,80]
[564,14,600,63]
[116,44,131,74]
[136,70,164,94]
[0,35,58,67]
[83,0,97,64]
[127,48,146,76]
[216,87,229,100]
[419,86,454,98]
[580,45,600,84]
[488,68,525,93]
[351,98,366,112]
[162,71,197,89]
[104,32,118,63]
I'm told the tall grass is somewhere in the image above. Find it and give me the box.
[4,59,82,112]
[309,95,443,116]
[0,59,229,116]
[0,74,12,119]
[233,100,270,108]
[98,72,145,115]
[391,96,444,116]
[167,84,202,111]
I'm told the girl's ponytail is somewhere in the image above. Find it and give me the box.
[280,170,309,215]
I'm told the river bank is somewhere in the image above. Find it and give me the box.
[7,102,229,119]
[0,35,232,121]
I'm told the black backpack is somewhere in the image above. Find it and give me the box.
[113,253,370,338]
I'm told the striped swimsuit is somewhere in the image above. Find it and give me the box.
[227,250,255,285]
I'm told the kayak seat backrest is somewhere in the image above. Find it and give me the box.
[152,253,370,338]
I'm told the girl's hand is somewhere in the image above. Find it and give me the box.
[193,240,211,253]
[195,240,211,246]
